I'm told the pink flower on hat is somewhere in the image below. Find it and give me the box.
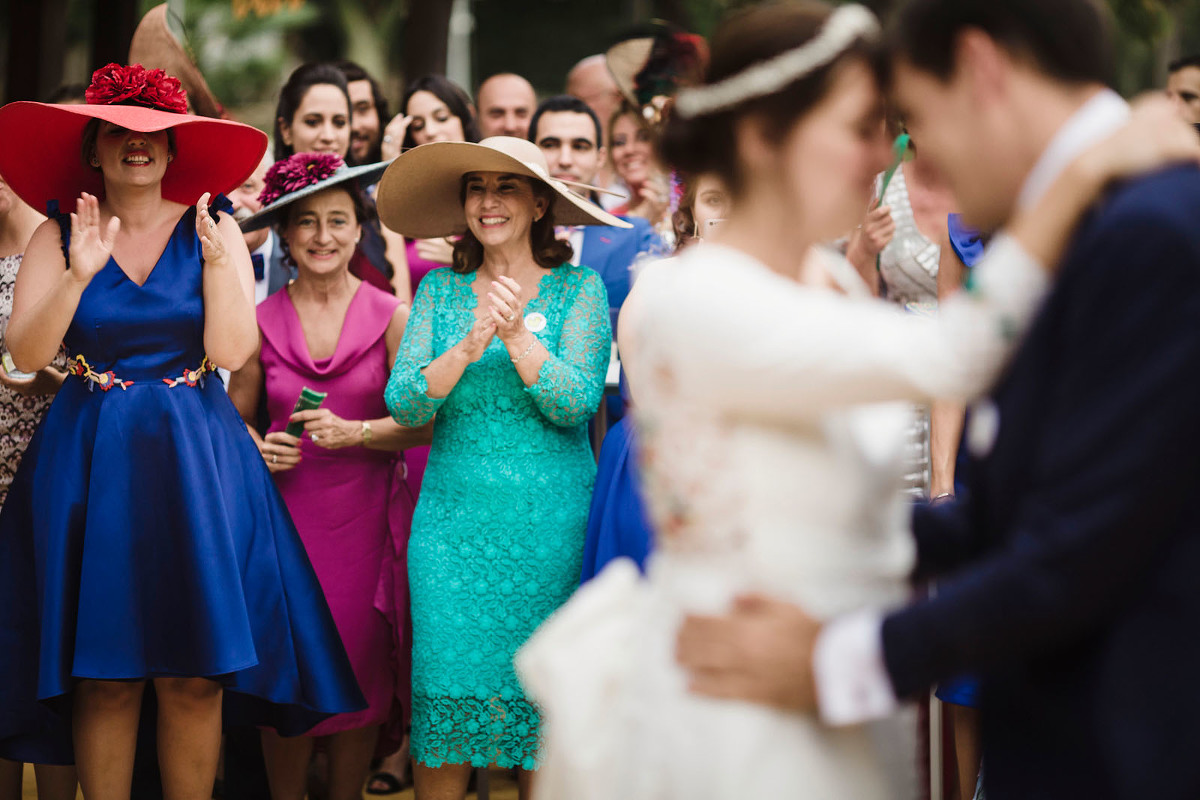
[258,152,345,207]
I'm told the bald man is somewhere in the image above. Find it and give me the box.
[566,55,623,145]
[476,73,537,138]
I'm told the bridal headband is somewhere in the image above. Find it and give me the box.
[673,4,880,119]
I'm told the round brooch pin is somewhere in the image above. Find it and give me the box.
[524,312,547,333]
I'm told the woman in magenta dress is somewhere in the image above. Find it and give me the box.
[229,153,432,800]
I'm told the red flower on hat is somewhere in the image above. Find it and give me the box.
[84,63,188,114]
[86,63,148,105]
[258,152,345,206]
[139,69,189,114]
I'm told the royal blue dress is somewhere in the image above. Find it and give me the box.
[580,377,654,582]
[0,197,364,764]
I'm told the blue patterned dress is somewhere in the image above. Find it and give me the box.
[385,263,610,769]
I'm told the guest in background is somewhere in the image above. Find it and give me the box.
[337,61,389,166]
[607,102,672,240]
[0,172,75,800]
[1166,54,1200,124]
[671,172,730,250]
[566,55,625,205]
[230,153,430,800]
[476,73,537,139]
[228,150,284,304]
[273,62,352,163]
[529,95,662,318]
[377,136,624,799]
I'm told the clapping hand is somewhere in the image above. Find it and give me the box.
[675,594,823,714]
[487,276,527,343]
[456,315,497,364]
[196,192,229,267]
[68,192,120,285]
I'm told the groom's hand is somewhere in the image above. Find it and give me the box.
[676,594,822,713]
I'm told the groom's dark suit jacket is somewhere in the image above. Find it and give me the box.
[884,165,1200,800]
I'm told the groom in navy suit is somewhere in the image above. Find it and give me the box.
[528,95,662,320]
[675,2,1200,798]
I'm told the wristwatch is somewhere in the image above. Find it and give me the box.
[361,420,372,445]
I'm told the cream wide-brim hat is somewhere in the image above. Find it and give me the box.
[375,136,632,240]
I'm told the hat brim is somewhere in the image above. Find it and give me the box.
[375,141,632,240]
[0,101,267,213]
[607,38,655,106]
[239,160,394,232]
[129,4,226,119]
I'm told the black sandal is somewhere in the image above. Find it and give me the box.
[365,771,411,795]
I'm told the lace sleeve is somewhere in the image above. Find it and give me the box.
[385,278,446,426]
[527,270,612,427]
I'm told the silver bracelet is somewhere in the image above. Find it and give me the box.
[511,337,537,364]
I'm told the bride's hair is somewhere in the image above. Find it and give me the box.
[660,1,883,196]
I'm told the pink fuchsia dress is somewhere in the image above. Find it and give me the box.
[258,281,415,742]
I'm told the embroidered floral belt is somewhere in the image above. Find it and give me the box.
[67,354,217,392]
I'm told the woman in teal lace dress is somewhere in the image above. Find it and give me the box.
[377,136,627,799]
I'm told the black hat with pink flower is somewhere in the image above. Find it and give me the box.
[238,152,392,232]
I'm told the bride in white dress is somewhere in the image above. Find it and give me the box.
[516,4,1198,798]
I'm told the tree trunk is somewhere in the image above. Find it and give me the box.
[5,0,69,102]
[404,0,454,80]
[91,0,141,74]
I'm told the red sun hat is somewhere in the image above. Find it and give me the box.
[0,63,267,214]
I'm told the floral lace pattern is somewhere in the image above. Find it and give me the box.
[0,255,66,508]
[385,264,610,768]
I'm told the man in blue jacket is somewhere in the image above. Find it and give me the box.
[674,2,1200,798]
[529,95,663,327]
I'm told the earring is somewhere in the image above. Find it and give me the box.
[90,157,100,167]
[167,154,174,163]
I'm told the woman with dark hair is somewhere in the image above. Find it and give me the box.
[229,153,431,800]
[607,102,671,236]
[375,137,627,800]
[670,172,729,250]
[515,3,1200,798]
[273,62,396,295]
[273,63,352,163]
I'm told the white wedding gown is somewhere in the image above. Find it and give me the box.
[517,240,1046,799]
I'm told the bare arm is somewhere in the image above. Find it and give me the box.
[381,225,413,303]
[8,194,116,372]
[199,195,258,370]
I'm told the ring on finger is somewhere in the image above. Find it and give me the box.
[505,313,516,322]
[272,454,277,464]
[312,434,320,442]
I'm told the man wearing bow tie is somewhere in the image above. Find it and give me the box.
[530,95,663,330]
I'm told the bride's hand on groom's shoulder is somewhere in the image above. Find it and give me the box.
[1080,96,1200,184]
[675,594,822,714]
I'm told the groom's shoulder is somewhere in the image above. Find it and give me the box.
[1083,165,1200,245]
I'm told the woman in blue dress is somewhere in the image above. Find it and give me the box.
[376,136,626,799]
[0,64,363,798]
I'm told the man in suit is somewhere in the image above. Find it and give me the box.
[528,95,663,320]
[674,2,1200,798]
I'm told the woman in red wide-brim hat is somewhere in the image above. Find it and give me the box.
[0,64,365,797]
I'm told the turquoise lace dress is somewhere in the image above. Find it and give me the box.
[385,263,611,769]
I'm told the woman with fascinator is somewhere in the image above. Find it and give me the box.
[0,65,364,797]
[228,153,432,800]
[515,4,1200,798]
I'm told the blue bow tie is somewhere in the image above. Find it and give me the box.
[251,252,265,282]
